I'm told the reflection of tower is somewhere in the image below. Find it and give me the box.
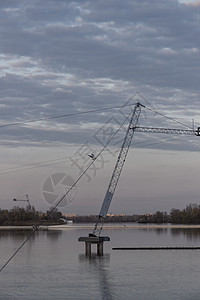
[79,254,113,300]
[42,173,77,207]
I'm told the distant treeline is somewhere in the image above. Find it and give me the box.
[71,203,200,224]
[71,214,138,223]
[170,203,200,224]
[1,203,200,225]
[70,213,169,224]
[0,206,63,226]
[133,203,200,224]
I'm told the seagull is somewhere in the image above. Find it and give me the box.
[88,153,95,160]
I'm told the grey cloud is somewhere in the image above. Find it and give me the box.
[0,0,200,150]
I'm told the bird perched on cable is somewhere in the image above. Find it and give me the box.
[88,153,95,160]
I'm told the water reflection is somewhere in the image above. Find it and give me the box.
[79,254,114,300]
[0,230,63,267]
[135,227,168,235]
[41,229,62,241]
[0,230,37,242]
[154,228,168,235]
[170,228,200,241]
[0,229,62,242]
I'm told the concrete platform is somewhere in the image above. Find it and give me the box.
[78,236,110,256]
[78,236,110,242]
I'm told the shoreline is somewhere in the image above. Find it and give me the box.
[1,224,200,231]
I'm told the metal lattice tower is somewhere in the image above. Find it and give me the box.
[92,102,144,237]
[134,126,200,136]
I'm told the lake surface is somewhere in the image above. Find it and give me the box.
[1,224,200,299]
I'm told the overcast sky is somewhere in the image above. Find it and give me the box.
[0,0,200,215]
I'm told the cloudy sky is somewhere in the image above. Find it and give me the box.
[0,0,200,215]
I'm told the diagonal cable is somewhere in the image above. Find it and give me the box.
[0,107,134,272]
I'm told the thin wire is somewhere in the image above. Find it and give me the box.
[0,134,194,176]
[0,105,197,175]
[145,106,193,129]
[0,157,71,175]
[0,103,137,128]
[0,108,133,272]
[135,91,157,112]
[0,104,198,271]
[133,135,185,149]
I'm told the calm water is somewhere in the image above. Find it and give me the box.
[1,224,200,299]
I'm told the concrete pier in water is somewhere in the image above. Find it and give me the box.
[78,236,110,256]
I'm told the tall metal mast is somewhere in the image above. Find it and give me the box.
[79,103,200,254]
[91,102,145,237]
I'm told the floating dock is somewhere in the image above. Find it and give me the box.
[112,247,200,250]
